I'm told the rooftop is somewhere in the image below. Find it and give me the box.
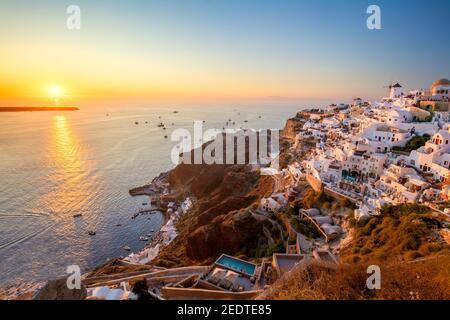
[431,78,450,89]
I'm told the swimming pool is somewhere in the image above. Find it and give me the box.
[215,254,256,276]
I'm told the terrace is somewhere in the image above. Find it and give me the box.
[203,267,255,292]
[272,254,308,277]
[194,254,265,293]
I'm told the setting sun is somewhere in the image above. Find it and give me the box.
[49,85,63,99]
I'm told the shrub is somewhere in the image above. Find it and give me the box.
[405,250,422,261]
[343,204,445,262]
[360,247,372,255]
[392,135,430,152]
[265,240,285,256]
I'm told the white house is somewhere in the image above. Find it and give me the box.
[408,128,450,181]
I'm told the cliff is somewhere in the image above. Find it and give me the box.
[154,164,276,266]
[281,112,308,140]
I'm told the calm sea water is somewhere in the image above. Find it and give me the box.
[0,102,318,287]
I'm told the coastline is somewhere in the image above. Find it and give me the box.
[122,191,193,265]
[0,107,79,112]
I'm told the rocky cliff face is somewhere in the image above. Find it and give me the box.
[281,113,306,140]
[185,209,265,260]
[155,163,274,266]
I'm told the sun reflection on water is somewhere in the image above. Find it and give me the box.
[41,115,93,224]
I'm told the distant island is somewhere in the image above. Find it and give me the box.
[0,107,79,112]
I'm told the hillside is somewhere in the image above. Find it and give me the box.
[261,204,450,300]
[152,163,278,268]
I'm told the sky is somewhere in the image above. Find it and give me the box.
[0,0,449,106]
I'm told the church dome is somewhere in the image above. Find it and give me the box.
[431,78,450,89]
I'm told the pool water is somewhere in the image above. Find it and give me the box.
[216,255,256,276]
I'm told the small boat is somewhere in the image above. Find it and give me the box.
[150,229,155,232]
[123,246,131,251]
[116,224,122,227]
[87,230,96,236]
[147,233,153,237]
[73,213,82,218]
[142,202,148,206]
[139,236,149,241]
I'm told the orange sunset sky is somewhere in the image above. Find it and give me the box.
[1,0,449,106]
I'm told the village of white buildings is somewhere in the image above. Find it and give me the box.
[261,78,450,222]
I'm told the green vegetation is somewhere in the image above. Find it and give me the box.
[418,105,435,122]
[343,204,448,262]
[253,239,285,258]
[301,188,323,209]
[302,187,356,211]
[293,218,322,239]
[392,134,430,153]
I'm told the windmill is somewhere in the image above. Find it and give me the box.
[383,81,402,99]
[382,82,393,99]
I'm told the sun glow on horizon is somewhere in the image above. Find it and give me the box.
[47,85,65,106]
[49,85,63,99]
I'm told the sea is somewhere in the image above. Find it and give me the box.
[0,101,327,288]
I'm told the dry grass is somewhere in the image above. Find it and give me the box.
[343,204,449,262]
[262,254,450,300]
[263,204,450,300]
